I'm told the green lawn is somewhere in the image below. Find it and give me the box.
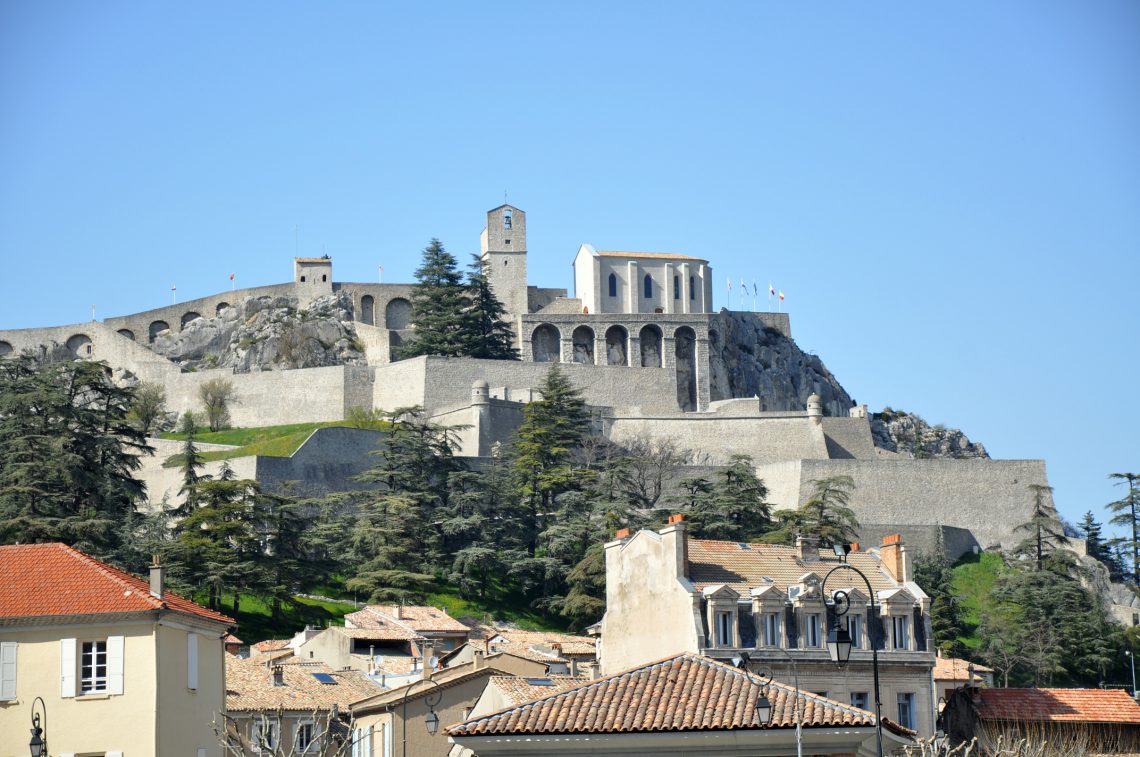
[949,550,1011,649]
[161,421,388,466]
[213,592,359,643]
[425,584,572,633]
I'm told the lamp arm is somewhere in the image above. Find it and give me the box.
[401,677,443,757]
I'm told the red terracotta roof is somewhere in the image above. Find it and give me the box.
[0,543,233,627]
[345,604,470,634]
[448,653,914,738]
[251,639,291,652]
[933,656,993,682]
[975,688,1140,724]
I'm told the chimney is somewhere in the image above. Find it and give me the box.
[395,604,404,620]
[423,641,435,680]
[614,528,630,539]
[880,534,909,582]
[271,665,285,686]
[662,514,689,579]
[473,649,484,670]
[149,555,165,599]
[796,534,820,561]
[569,658,579,677]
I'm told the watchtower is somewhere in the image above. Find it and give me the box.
[294,256,333,306]
[480,205,529,328]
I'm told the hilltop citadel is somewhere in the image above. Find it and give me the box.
[0,204,1052,559]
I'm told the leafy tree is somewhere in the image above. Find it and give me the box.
[128,382,167,435]
[1108,473,1140,585]
[1014,484,1069,571]
[199,378,236,432]
[510,364,591,556]
[1077,510,1106,562]
[395,239,470,359]
[464,254,519,360]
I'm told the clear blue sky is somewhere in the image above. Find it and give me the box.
[2,2,1138,531]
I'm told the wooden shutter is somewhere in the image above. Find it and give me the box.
[914,606,927,651]
[868,608,885,650]
[0,641,16,700]
[107,635,125,695]
[784,605,798,648]
[60,638,77,698]
[187,632,199,689]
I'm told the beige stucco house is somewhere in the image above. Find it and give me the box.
[598,516,938,736]
[0,543,234,757]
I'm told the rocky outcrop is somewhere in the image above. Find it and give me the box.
[870,407,988,459]
[708,310,854,417]
[151,291,366,371]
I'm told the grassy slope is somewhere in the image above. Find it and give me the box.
[949,551,1011,650]
[160,421,388,465]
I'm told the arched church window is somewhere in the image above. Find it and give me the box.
[689,276,696,300]
[608,273,617,298]
[643,274,653,299]
[504,209,512,230]
[674,275,680,300]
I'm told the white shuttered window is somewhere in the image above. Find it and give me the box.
[60,638,77,698]
[187,632,199,689]
[0,641,16,700]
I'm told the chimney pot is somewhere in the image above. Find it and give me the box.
[796,534,820,561]
[149,556,165,599]
[668,513,685,524]
[271,665,285,686]
[615,528,630,539]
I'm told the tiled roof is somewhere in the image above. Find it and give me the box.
[448,653,913,737]
[224,633,244,644]
[337,625,422,641]
[345,605,470,634]
[251,639,291,652]
[487,675,589,706]
[0,543,234,627]
[595,250,707,262]
[933,656,993,682]
[687,539,900,595]
[462,623,597,662]
[353,664,511,712]
[226,656,379,712]
[974,688,1140,724]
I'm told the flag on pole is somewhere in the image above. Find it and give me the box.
[769,283,775,296]
[778,290,785,301]
[229,273,235,281]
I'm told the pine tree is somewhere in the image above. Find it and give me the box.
[1078,510,1106,562]
[1108,473,1140,585]
[173,412,206,519]
[1015,483,1069,571]
[464,254,519,360]
[395,239,470,359]
[766,475,860,547]
[912,531,966,655]
[685,455,771,541]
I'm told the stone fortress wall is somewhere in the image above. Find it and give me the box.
[0,203,1049,559]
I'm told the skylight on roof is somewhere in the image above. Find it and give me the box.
[311,673,337,685]
[737,543,751,550]
[526,678,554,686]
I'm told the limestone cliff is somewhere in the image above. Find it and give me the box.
[151,291,366,371]
[708,311,855,417]
[870,407,989,460]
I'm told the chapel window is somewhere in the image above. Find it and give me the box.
[608,273,618,298]
[643,274,653,299]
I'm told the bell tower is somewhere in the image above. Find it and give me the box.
[480,204,529,329]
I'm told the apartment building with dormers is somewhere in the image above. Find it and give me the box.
[598,515,937,736]
[0,543,234,757]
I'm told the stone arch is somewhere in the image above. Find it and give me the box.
[531,324,561,363]
[639,325,662,368]
[572,325,595,365]
[149,320,170,343]
[215,302,231,317]
[66,333,93,359]
[360,295,375,326]
[605,325,628,366]
[0,341,12,357]
[117,328,135,341]
[385,298,412,330]
[674,326,697,411]
[181,311,202,329]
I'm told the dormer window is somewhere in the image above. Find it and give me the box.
[805,613,822,647]
[503,209,512,230]
[892,615,909,649]
[608,273,618,298]
[715,611,733,647]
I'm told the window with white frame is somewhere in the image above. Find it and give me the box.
[897,692,916,729]
[253,719,280,753]
[296,720,318,753]
[81,640,108,694]
[847,614,862,649]
[850,691,869,710]
[805,613,821,648]
[892,615,909,650]
[715,611,733,647]
[0,641,16,701]
[351,724,373,757]
[762,612,780,646]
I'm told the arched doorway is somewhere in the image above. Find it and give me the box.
[0,341,12,357]
[360,295,375,326]
[66,334,93,359]
[117,329,135,341]
[216,302,231,317]
[605,325,628,366]
[639,325,662,368]
[149,321,170,343]
[385,298,412,330]
[531,324,561,363]
[181,312,201,329]
[675,326,697,411]
[572,326,595,364]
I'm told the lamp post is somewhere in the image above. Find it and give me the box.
[400,677,443,757]
[1127,650,1137,698]
[822,563,884,757]
[29,696,47,757]
[738,652,802,757]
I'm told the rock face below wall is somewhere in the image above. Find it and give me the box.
[708,310,854,417]
[870,407,988,459]
[152,291,366,371]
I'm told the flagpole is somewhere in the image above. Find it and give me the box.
[379,265,384,285]
[172,286,177,305]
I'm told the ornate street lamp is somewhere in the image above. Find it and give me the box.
[823,563,884,757]
[29,697,48,757]
[736,649,803,757]
[400,677,443,757]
